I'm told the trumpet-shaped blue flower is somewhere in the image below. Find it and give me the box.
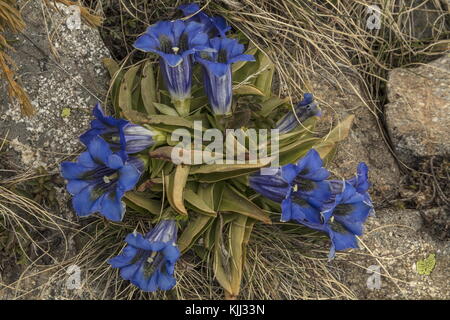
[60,136,143,221]
[196,37,255,115]
[134,20,211,115]
[80,104,164,154]
[109,220,180,292]
[178,3,231,37]
[276,93,321,134]
[249,168,290,203]
[282,182,372,260]
[250,149,331,210]
[280,149,331,221]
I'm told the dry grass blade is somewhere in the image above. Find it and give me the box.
[0,0,34,116]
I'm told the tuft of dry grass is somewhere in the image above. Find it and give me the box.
[0,0,34,116]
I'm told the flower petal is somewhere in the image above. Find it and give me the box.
[118,164,141,191]
[87,136,113,165]
[72,185,97,216]
[99,189,126,221]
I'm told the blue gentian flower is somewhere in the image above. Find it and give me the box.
[60,136,143,221]
[249,168,290,203]
[109,220,180,292]
[178,3,231,37]
[276,93,321,134]
[196,37,255,115]
[80,104,165,154]
[347,162,374,216]
[282,182,372,260]
[134,20,211,115]
[250,149,330,211]
[280,149,331,221]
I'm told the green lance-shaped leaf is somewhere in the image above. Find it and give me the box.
[232,84,265,96]
[232,48,261,84]
[259,96,289,117]
[279,137,319,165]
[103,58,124,114]
[190,158,272,175]
[195,167,265,183]
[140,61,157,115]
[184,188,216,217]
[213,214,249,299]
[177,213,214,253]
[124,191,162,215]
[149,146,208,165]
[118,65,140,114]
[153,102,178,116]
[103,58,120,78]
[219,186,271,224]
[123,110,197,129]
[278,116,317,143]
[313,115,355,159]
[165,164,190,215]
[254,51,275,99]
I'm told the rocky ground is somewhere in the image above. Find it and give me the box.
[0,0,449,299]
[319,55,450,299]
[0,0,110,299]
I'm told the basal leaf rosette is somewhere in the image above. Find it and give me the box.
[60,2,373,299]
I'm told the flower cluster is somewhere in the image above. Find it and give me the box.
[134,3,254,116]
[59,3,374,296]
[250,149,374,259]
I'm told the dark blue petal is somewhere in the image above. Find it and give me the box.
[281,197,293,222]
[160,53,184,67]
[66,179,90,195]
[157,271,176,291]
[333,201,371,235]
[125,233,154,251]
[99,189,125,221]
[60,161,90,180]
[291,196,322,224]
[329,225,359,251]
[72,185,97,216]
[163,245,180,264]
[295,149,330,181]
[119,263,141,281]
[108,246,139,268]
[134,34,159,52]
[228,54,256,64]
[281,163,299,184]
[87,136,113,165]
[178,3,200,16]
[295,180,331,208]
[118,164,141,191]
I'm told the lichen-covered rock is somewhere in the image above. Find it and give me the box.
[0,0,111,299]
[0,0,111,171]
[311,72,401,202]
[385,54,450,167]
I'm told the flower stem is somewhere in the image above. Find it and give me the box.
[173,99,191,117]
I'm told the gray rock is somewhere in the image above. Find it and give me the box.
[0,0,111,171]
[385,54,450,167]
[0,0,111,299]
[312,71,401,202]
